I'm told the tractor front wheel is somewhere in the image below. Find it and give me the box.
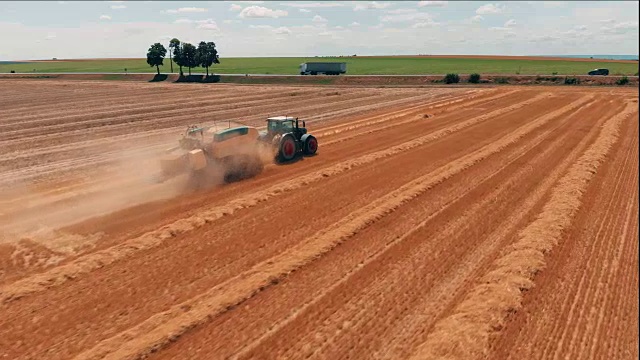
[303,135,318,155]
[278,134,297,162]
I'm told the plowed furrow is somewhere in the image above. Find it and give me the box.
[0,90,544,300]
[0,91,534,358]
[65,93,589,360]
[0,91,432,155]
[0,91,382,141]
[409,101,638,360]
[0,86,283,123]
[485,105,638,360]
[228,94,598,360]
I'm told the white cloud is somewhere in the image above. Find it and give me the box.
[575,25,588,31]
[471,15,484,23]
[601,21,639,34]
[312,15,328,23]
[229,4,242,11]
[542,1,566,8]
[418,1,448,7]
[196,19,219,31]
[165,7,207,14]
[350,22,360,26]
[57,1,66,4]
[354,2,392,11]
[236,1,264,3]
[386,8,414,14]
[318,31,332,36]
[223,19,240,24]
[111,5,126,9]
[239,5,288,18]
[273,26,291,35]
[599,19,616,24]
[380,12,434,23]
[299,8,311,13]
[476,3,504,15]
[99,15,112,20]
[412,20,437,28]
[174,19,193,24]
[45,33,57,40]
[504,19,516,27]
[280,2,345,8]
[530,34,560,42]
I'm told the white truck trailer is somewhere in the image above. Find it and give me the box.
[299,62,347,75]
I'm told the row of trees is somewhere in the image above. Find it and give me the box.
[146,38,220,76]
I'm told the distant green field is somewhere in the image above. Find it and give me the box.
[1,57,638,75]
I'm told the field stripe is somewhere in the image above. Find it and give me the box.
[371,97,611,360]
[0,92,551,303]
[69,94,593,360]
[230,94,597,359]
[408,101,637,360]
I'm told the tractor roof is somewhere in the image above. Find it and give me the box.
[267,116,296,122]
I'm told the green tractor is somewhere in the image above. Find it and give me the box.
[259,116,318,162]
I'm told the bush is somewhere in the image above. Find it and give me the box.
[495,77,510,84]
[444,73,460,84]
[616,76,629,85]
[468,73,481,83]
[564,77,579,85]
[635,71,638,76]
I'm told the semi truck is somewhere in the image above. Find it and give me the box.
[299,62,347,75]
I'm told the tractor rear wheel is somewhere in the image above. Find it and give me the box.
[303,135,318,155]
[278,134,297,162]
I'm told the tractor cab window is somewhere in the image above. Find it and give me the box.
[268,120,294,133]
[268,121,280,132]
[281,121,294,132]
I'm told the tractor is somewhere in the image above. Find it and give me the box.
[157,116,317,183]
[258,116,318,162]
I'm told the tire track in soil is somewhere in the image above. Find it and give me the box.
[408,100,638,360]
[0,88,470,165]
[0,91,442,184]
[486,107,638,360]
[67,93,590,360]
[0,90,544,302]
[0,91,383,143]
[362,95,617,360]
[224,94,603,360]
[0,88,524,360]
[0,89,491,234]
[0,90,452,181]
[0,90,544,360]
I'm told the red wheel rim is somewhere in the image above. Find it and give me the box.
[308,138,317,152]
[284,140,294,157]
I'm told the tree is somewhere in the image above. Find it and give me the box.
[168,38,180,73]
[197,41,220,77]
[172,40,184,76]
[181,42,198,76]
[146,43,167,75]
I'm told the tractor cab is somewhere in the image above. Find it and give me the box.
[266,116,307,138]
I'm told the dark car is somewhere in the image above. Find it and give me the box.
[588,68,609,76]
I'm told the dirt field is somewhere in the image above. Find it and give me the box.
[0,80,637,360]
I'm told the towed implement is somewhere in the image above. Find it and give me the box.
[158,116,317,182]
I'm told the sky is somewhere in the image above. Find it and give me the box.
[0,1,638,60]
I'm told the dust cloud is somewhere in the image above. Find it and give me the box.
[0,128,276,256]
